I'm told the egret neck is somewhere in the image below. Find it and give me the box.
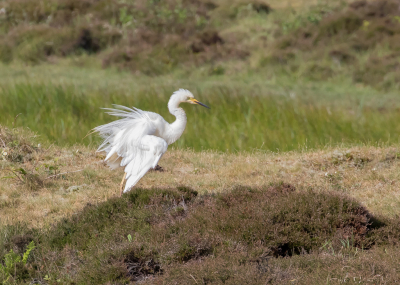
[166,95,188,145]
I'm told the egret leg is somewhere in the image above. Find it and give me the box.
[119,172,127,197]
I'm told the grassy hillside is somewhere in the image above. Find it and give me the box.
[0,0,399,87]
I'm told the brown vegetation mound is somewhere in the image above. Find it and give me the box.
[0,0,255,74]
[188,184,375,256]
[271,0,400,88]
[0,126,38,163]
[2,185,400,284]
[276,0,400,52]
[0,126,45,191]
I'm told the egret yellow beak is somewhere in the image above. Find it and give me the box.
[188,98,210,109]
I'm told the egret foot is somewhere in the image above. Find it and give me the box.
[119,172,126,197]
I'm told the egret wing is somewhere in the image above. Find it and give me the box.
[94,105,156,168]
[94,105,168,192]
[123,135,168,193]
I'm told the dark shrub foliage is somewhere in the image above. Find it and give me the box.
[184,184,376,256]
[2,184,400,284]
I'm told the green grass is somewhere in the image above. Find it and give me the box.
[0,66,399,152]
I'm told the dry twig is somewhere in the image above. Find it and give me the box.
[0,136,6,148]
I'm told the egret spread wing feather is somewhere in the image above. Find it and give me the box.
[94,105,156,172]
[95,105,152,149]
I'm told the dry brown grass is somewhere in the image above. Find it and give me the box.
[1,126,399,228]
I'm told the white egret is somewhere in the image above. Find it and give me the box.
[94,89,210,196]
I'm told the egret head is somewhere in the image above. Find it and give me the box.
[172,89,210,109]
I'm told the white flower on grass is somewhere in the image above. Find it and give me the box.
[1,151,7,156]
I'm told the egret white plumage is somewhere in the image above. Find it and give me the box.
[94,89,210,196]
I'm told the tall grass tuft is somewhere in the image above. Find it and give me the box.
[1,82,399,151]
